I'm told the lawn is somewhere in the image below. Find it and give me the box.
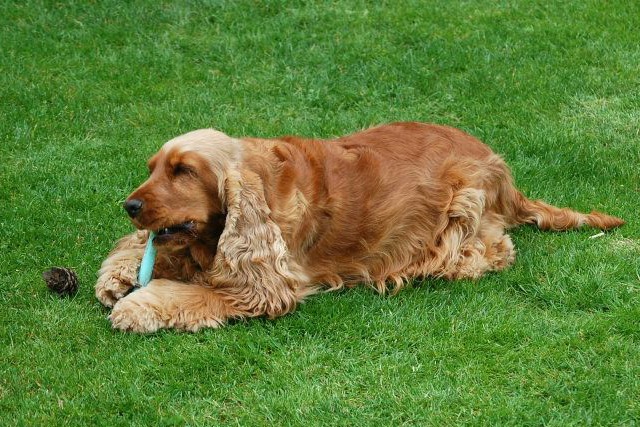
[1,0,639,425]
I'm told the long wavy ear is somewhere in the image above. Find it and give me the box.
[211,167,303,318]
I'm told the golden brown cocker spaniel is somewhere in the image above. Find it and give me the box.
[96,122,623,332]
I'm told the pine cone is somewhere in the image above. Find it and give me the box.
[43,267,79,297]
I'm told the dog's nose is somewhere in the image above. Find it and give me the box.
[123,199,143,218]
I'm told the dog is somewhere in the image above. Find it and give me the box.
[95,122,624,332]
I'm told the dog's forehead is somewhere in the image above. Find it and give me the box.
[159,128,243,171]
[163,129,232,151]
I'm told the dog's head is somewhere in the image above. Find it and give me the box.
[124,128,299,316]
[124,129,240,248]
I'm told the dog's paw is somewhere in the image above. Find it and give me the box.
[95,275,135,308]
[109,296,166,333]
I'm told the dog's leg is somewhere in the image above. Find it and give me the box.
[424,187,514,279]
[95,231,149,307]
[109,279,243,333]
[440,210,516,280]
[477,213,515,272]
[433,187,486,278]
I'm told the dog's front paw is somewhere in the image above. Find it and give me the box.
[95,274,136,308]
[109,295,167,333]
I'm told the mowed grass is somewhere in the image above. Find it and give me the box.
[1,0,639,425]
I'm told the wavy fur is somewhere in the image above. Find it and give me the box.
[95,122,624,332]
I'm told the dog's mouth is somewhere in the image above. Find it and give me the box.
[153,221,197,245]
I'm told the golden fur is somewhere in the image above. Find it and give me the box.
[96,122,624,332]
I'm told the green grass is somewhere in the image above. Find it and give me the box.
[1,0,639,425]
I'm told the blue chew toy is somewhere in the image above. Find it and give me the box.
[137,232,157,287]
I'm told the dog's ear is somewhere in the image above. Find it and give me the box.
[211,167,301,317]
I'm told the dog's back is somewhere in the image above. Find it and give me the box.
[246,122,623,291]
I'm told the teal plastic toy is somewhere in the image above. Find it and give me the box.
[137,232,157,287]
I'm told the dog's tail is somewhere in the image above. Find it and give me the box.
[509,189,624,231]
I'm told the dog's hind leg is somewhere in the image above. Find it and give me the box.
[442,214,515,280]
[429,188,515,280]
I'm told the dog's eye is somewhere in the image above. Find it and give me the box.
[173,163,196,177]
